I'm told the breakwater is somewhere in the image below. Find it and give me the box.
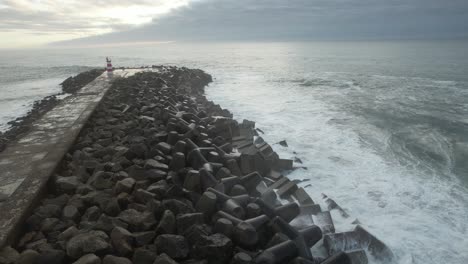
[0,69,104,153]
[0,66,392,264]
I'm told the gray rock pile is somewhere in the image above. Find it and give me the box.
[61,69,105,94]
[0,66,389,264]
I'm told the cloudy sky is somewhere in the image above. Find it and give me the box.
[1,0,467,48]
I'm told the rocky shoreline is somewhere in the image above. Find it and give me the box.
[0,66,391,264]
[0,69,104,153]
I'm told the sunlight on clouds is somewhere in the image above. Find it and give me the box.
[0,0,190,48]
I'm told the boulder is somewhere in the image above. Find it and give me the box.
[0,246,19,264]
[102,255,132,264]
[15,250,40,264]
[132,231,156,247]
[193,233,233,263]
[132,248,156,264]
[114,178,135,194]
[153,253,178,264]
[62,205,80,222]
[66,231,110,259]
[155,210,176,235]
[72,254,101,264]
[154,235,189,259]
[110,227,133,256]
[37,249,66,264]
[55,176,81,194]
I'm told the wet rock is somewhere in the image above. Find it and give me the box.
[278,140,288,147]
[72,254,101,264]
[154,234,189,259]
[66,231,110,259]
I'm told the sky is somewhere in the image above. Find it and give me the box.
[1,0,468,48]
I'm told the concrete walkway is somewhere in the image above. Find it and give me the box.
[0,69,142,248]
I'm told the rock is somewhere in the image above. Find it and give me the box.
[231,252,252,264]
[156,142,172,155]
[278,140,288,147]
[213,218,233,238]
[110,227,133,256]
[89,171,114,190]
[55,176,81,194]
[162,199,195,215]
[133,189,155,204]
[0,246,19,264]
[144,159,168,171]
[193,233,233,263]
[114,178,135,194]
[66,231,110,259]
[37,249,66,264]
[126,143,148,159]
[83,206,102,222]
[104,198,121,217]
[118,209,156,231]
[132,248,157,264]
[176,213,204,234]
[35,204,62,218]
[132,231,156,247]
[102,255,132,264]
[155,210,175,235]
[154,235,189,259]
[153,253,178,264]
[40,218,61,233]
[98,214,129,233]
[72,254,101,264]
[58,226,79,242]
[15,249,40,264]
[62,205,80,221]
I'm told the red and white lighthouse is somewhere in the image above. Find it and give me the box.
[106,57,113,75]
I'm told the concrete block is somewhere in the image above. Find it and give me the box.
[277,182,298,198]
[312,211,335,234]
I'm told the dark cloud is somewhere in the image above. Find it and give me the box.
[54,0,468,45]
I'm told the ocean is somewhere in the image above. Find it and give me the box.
[1,41,468,263]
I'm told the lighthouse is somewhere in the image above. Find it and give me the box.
[106,57,113,76]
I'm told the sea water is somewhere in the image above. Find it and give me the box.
[1,41,467,263]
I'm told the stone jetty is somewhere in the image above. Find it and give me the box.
[0,66,393,264]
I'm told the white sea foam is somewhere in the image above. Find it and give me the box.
[206,71,468,264]
[0,77,64,132]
